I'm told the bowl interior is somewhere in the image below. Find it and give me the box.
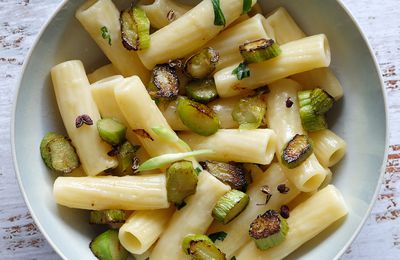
[13,0,386,259]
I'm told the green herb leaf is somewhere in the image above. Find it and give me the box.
[211,0,226,26]
[100,26,112,46]
[242,0,252,14]
[195,167,202,175]
[208,231,228,243]
[232,62,250,80]
[136,149,215,172]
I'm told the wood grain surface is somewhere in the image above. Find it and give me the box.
[0,0,399,259]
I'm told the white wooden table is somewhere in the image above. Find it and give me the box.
[0,0,399,259]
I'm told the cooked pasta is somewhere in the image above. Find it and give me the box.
[214,34,331,97]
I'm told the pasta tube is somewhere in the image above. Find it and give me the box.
[139,0,192,29]
[87,63,118,83]
[53,174,169,210]
[267,79,328,192]
[309,129,347,168]
[137,0,257,69]
[50,60,117,176]
[236,185,348,260]
[76,0,150,82]
[91,75,141,146]
[264,7,306,45]
[119,208,174,254]
[214,34,331,98]
[205,14,270,71]
[208,163,300,258]
[291,68,344,100]
[264,7,344,100]
[150,172,230,260]
[114,76,185,156]
[178,129,277,165]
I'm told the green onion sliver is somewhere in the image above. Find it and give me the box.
[136,149,215,172]
[242,0,253,14]
[211,0,226,26]
[151,126,191,151]
[232,62,250,80]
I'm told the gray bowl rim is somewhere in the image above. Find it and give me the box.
[10,0,389,259]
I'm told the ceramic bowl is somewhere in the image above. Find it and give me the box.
[12,0,387,259]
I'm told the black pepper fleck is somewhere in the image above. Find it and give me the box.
[286,97,294,108]
[277,184,290,194]
[280,205,290,219]
[107,146,120,157]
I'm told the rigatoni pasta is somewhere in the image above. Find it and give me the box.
[76,0,150,82]
[150,172,230,260]
[208,163,300,258]
[179,129,277,165]
[87,63,118,83]
[214,34,331,97]
[50,60,117,176]
[137,0,257,69]
[266,79,329,192]
[236,185,348,260]
[139,0,192,29]
[53,174,169,210]
[118,208,174,254]
[309,129,347,167]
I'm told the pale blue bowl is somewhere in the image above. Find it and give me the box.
[12,0,387,259]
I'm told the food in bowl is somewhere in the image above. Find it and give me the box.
[40,0,349,259]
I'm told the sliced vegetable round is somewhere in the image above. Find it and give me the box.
[239,38,282,63]
[113,141,140,176]
[212,190,250,224]
[90,229,128,260]
[310,88,335,114]
[201,161,250,191]
[182,234,226,260]
[89,210,126,225]
[40,132,79,174]
[299,104,328,132]
[177,97,220,136]
[166,161,198,207]
[232,94,267,129]
[148,64,180,100]
[281,134,313,169]
[249,209,289,250]
[97,118,127,145]
[120,7,150,50]
[186,78,218,104]
[184,47,220,79]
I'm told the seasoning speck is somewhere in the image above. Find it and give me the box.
[107,145,120,157]
[280,205,290,219]
[133,129,154,141]
[257,185,272,206]
[277,184,290,194]
[167,9,176,22]
[131,157,140,171]
[286,97,293,108]
[75,114,93,128]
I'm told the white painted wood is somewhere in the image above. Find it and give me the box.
[0,0,398,259]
